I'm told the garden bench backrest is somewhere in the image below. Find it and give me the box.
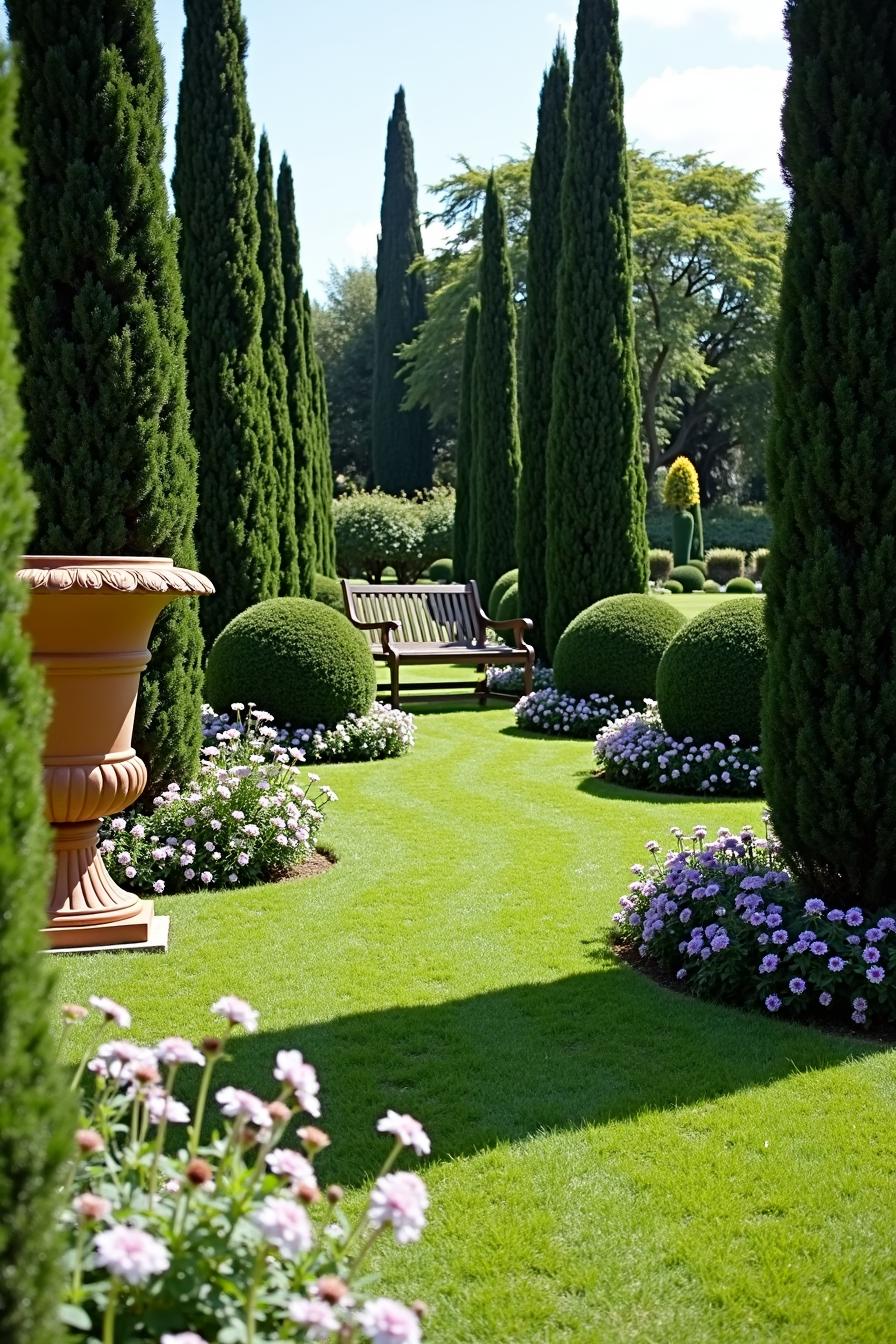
[344,583,485,647]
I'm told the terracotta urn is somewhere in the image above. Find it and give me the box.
[16,556,214,952]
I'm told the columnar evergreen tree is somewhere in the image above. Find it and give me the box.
[518,40,570,658]
[0,45,72,1343]
[372,87,433,493]
[474,173,521,601]
[257,131,299,596]
[544,0,648,656]
[453,297,480,580]
[304,291,337,577]
[277,157,317,593]
[173,0,279,640]
[9,0,204,796]
[763,0,896,911]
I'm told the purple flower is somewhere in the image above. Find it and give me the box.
[804,897,825,915]
[765,995,781,1013]
[711,931,730,952]
[676,968,687,981]
[788,977,806,995]
[759,954,779,974]
[862,946,880,965]
[866,966,885,984]
[846,934,861,946]
[809,941,828,956]
[878,917,896,933]
[819,991,832,1006]
[826,909,845,923]
[827,957,845,973]
[766,912,783,929]
[679,908,692,924]
[852,997,868,1012]
[865,927,885,943]
[771,930,789,945]
[845,908,864,927]
[852,1010,867,1025]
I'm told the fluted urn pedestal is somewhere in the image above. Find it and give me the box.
[17,556,214,952]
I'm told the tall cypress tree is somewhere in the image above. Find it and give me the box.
[0,45,72,1344]
[518,40,570,659]
[173,0,279,641]
[9,0,204,797]
[304,291,337,577]
[277,156,316,592]
[474,173,521,602]
[453,296,480,581]
[763,0,896,911]
[372,87,433,493]
[544,0,648,656]
[257,131,299,596]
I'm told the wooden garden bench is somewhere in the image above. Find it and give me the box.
[341,579,534,707]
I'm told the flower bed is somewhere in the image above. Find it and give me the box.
[613,822,896,1029]
[60,995,430,1342]
[485,663,554,696]
[514,686,635,738]
[594,701,762,795]
[205,701,416,765]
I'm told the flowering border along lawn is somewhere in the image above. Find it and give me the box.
[55,695,895,1344]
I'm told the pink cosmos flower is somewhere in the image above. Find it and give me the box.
[356,1298,421,1344]
[161,1335,209,1344]
[252,1196,314,1259]
[266,1148,318,1190]
[89,996,132,1029]
[147,1091,191,1126]
[156,1037,205,1068]
[367,1172,428,1244]
[274,1050,321,1117]
[73,1193,111,1222]
[61,1003,89,1024]
[287,1297,341,1339]
[210,995,259,1032]
[93,1225,170,1284]
[215,1086,270,1129]
[376,1111,431,1156]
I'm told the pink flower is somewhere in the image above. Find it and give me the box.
[367,1172,428,1244]
[274,1050,321,1117]
[89,996,132,1029]
[147,1091,191,1126]
[287,1297,341,1339]
[161,1335,209,1344]
[200,871,213,884]
[210,995,259,1032]
[252,1196,313,1259]
[62,1002,89,1024]
[266,1148,318,1190]
[75,1128,105,1155]
[156,1037,205,1068]
[93,1225,170,1284]
[376,1111,431,1156]
[215,1086,271,1129]
[73,1193,111,1222]
[356,1298,421,1344]
[152,880,166,894]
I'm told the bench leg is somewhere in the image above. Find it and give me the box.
[390,657,401,709]
[523,657,533,696]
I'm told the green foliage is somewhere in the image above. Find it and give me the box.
[333,489,454,584]
[670,508,695,566]
[669,564,705,592]
[706,548,746,584]
[703,579,721,593]
[488,568,519,617]
[689,558,707,576]
[750,548,770,580]
[657,599,766,744]
[663,456,700,508]
[173,0,279,641]
[518,41,570,662]
[544,0,648,655]
[428,558,454,582]
[312,573,345,611]
[763,0,896,911]
[554,593,686,701]
[372,88,432,493]
[646,504,772,553]
[10,0,204,798]
[257,132,299,597]
[689,502,705,561]
[648,549,674,582]
[312,264,376,486]
[206,597,375,729]
[453,298,479,580]
[497,582,519,620]
[663,580,683,593]
[727,577,756,593]
[474,173,521,602]
[0,44,73,1342]
[277,158,317,595]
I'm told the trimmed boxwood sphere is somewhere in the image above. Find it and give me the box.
[689,558,708,576]
[206,597,376,728]
[496,581,519,647]
[663,580,683,593]
[726,576,756,593]
[703,579,721,593]
[669,564,705,592]
[428,557,454,582]
[553,594,687,701]
[656,599,767,744]
[488,567,518,616]
[312,573,345,611]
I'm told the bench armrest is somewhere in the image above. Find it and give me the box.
[481,612,534,651]
[347,616,401,652]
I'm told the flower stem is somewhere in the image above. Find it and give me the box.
[188,1053,219,1159]
[102,1282,119,1344]
[245,1245,265,1344]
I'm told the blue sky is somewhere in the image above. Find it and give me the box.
[156,0,789,298]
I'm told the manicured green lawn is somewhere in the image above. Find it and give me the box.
[55,706,894,1343]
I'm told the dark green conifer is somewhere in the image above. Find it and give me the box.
[0,44,73,1343]
[257,131,299,596]
[763,0,896,910]
[372,87,433,493]
[10,0,204,795]
[277,157,317,594]
[518,40,570,659]
[453,297,480,581]
[544,0,648,656]
[173,0,279,640]
[474,173,521,602]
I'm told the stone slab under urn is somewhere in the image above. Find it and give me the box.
[17,556,214,953]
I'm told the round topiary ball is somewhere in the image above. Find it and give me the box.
[428,557,454,582]
[689,558,708,576]
[496,580,520,647]
[669,564,705,592]
[206,597,376,728]
[663,580,684,594]
[312,574,344,612]
[726,576,756,593]
[703,579,721,593]
[488,568,518,616]
[656,599,766,744]
[553,594,687,702]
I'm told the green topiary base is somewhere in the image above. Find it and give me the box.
[206,597,376,728]
[656,599,767,744]
[488,567,518,617]
[669,564,705,592]
[553,594,687,702]
[313,574,345,612]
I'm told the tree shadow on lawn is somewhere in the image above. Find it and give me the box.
[575,773,762,807]
[224,950,875,1186]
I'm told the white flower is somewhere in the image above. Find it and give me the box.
[211,995,259,1032]
[147,1091,191,1126]
[162,1335,209,1344]
[152,880,165,895]
[367,1172,428,1244]
[93,1225,170,1284]
[274,1050,321,1117]
[287,1297,341,1339]
[356,1297,421,1344]
[266,1147,318,1189]
[215,1086,270,1128]
[89,996,131,1029]
[252,1196,313,1259]
[200,871,213,884]
[376,1110,430,1156]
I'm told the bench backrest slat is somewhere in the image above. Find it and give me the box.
[344,582,483,647]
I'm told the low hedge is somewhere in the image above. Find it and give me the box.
[647,505,771,553]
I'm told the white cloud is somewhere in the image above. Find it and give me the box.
[550,1,784,43]
[626,64,787,192]
[344,218,379,262]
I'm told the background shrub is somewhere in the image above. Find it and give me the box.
[706,547,745,584]
[312,573,344,611]
[333,488,454,583]
[703,579,721,593]
[663,579,683,593]
[647,504,771,553]
[554,594,686,701]
[428,557,454,582]
[488,567,518,616]
[206,597,375,728]
[496,580,520,646]
[656,599,767,744]
[649,548,673,582]
[727,576,756,593]
[669,564,705,592]
[750,548,770,581]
